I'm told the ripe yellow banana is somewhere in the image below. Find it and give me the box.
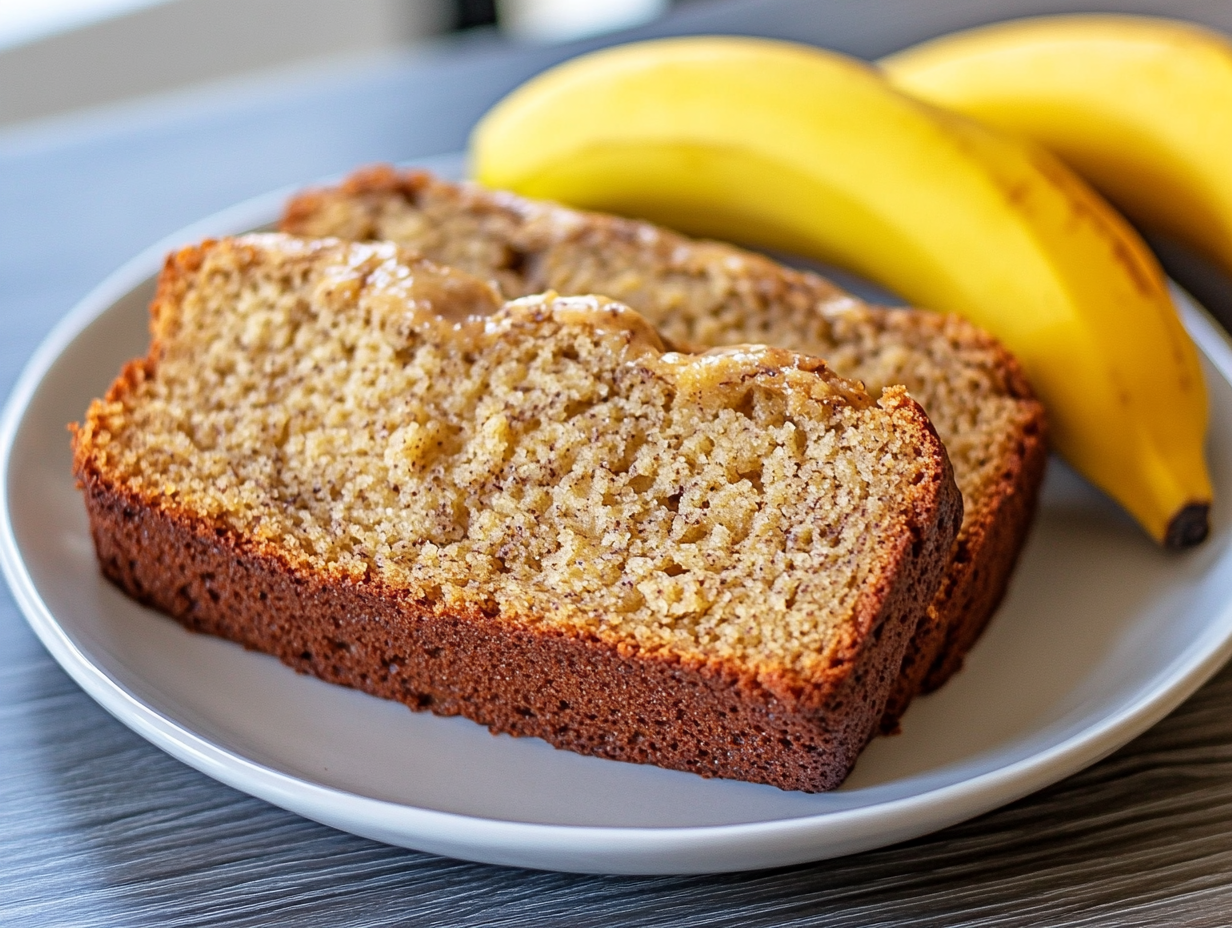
[881,15,1232,278]
[470,36,1211,547]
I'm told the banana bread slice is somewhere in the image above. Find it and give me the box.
[281,166,1048,729]
[72,233,961,791]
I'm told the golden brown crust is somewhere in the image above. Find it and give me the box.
[880,401,1047,727]
[922,411,1049,689]
[73,387,961,795]
[282,166,1048,730]
[75,466,958,792]
[71,234,965,791]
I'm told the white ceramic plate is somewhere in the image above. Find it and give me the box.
[5,167,1232,876]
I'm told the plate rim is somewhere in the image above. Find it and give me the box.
[5,169,1232,874]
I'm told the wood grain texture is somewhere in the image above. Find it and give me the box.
[5,610,1232,928]
[5,1,1232,924]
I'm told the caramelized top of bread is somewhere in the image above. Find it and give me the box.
[284,168,1042,548]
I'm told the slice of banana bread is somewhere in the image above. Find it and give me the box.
[72,233,961,791]
[281,166,1048,729]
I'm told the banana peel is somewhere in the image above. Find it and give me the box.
[471,36,1212,547]
[882,14,1232,279]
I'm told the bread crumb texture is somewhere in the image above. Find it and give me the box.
[285,168,1041,553]
[75,234,949,683]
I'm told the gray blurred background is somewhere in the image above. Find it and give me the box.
[3,0,1229,323]
[0,0,673,129]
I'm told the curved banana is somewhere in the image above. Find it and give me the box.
[470,36,1211,547]
[881,15,1232,277]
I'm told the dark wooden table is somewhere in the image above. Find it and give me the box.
[5,1,1232,924]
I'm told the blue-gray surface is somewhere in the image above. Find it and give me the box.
[4,1,1232,924]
